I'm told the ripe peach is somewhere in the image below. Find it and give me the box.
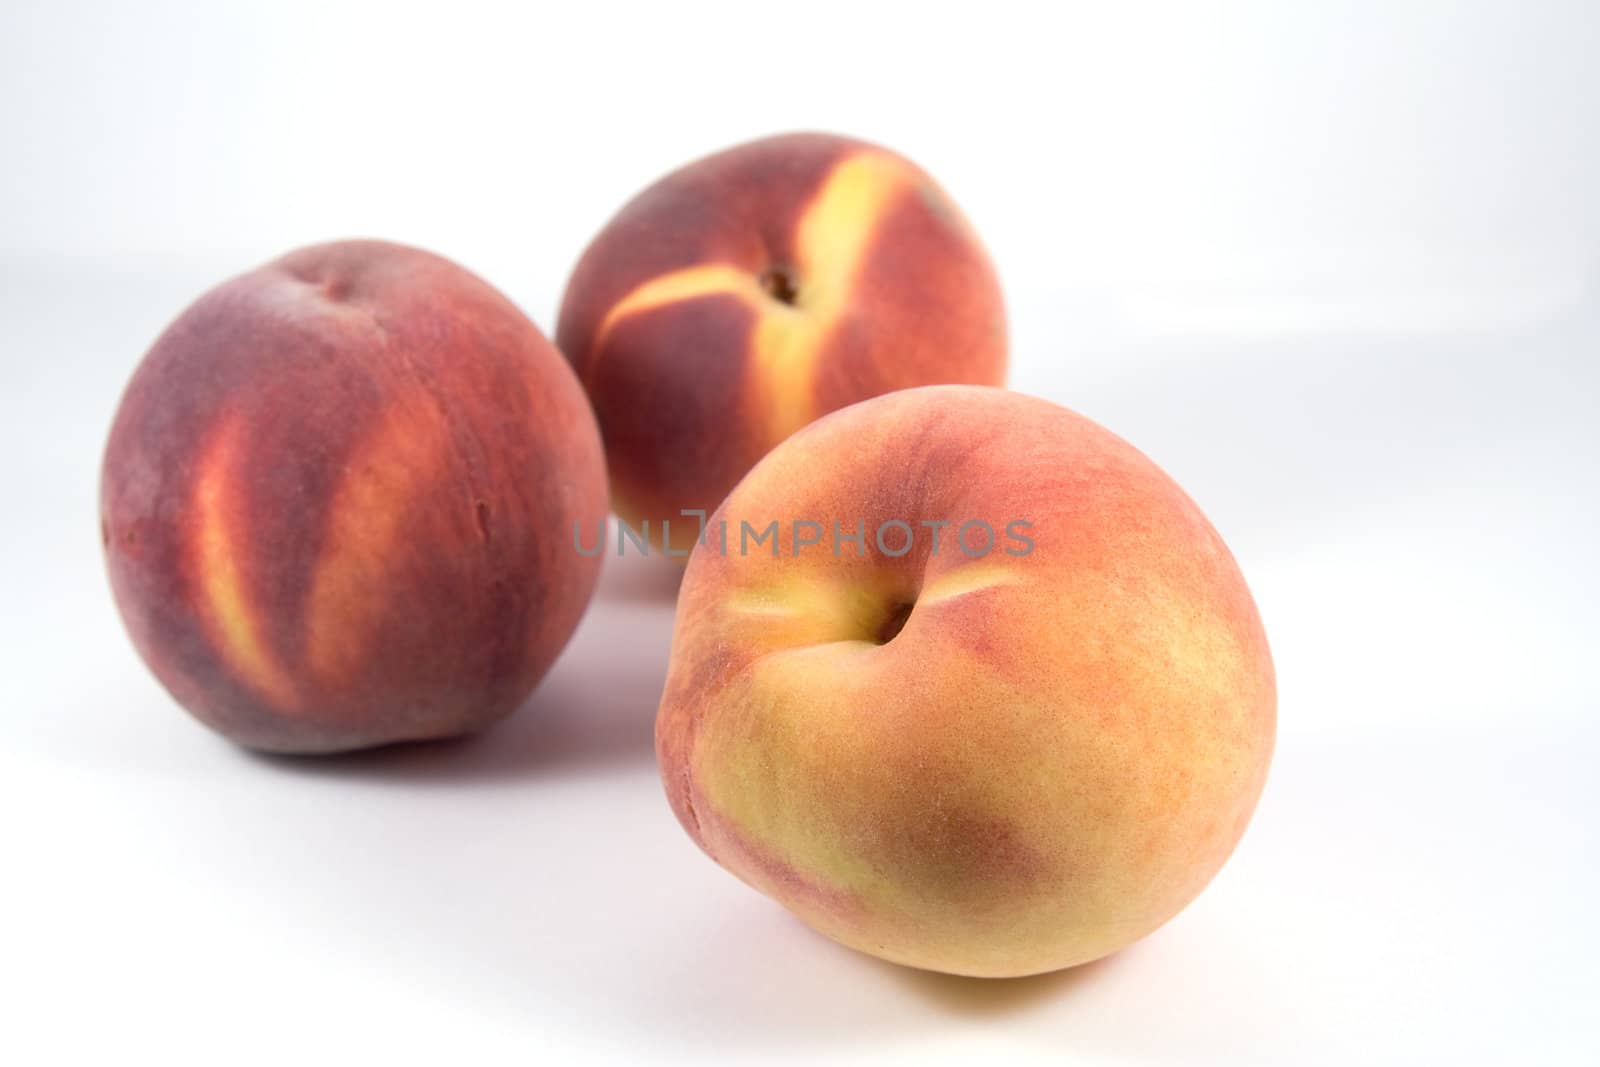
[101,240,608,754]
[656,386,1275,977]
[557,132,1007,553]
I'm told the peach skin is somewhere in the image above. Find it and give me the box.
[557,132,1007,554]
[101,240,608,753]
[656,386,1275,977]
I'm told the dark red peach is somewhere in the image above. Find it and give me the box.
[557,132,1007,553]
[101,240,608,753]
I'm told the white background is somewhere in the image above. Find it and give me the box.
[3,2,1597,1063]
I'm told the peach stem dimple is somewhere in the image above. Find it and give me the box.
[875,599,915,645]
[759,264,800,307]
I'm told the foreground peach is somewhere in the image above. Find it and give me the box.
[557,132,1007,553]
[657,386,1275,977]
[101,240,608,753]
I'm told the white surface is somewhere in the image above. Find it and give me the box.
[3,3,1599,1064]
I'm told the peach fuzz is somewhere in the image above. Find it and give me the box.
[656,386,1275,977]
[557,132,1007,553]
[101,240,608,753]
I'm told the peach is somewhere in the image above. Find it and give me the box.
[556,132,1007,553]
[656,386,1275,977]
[101,240,608,753]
